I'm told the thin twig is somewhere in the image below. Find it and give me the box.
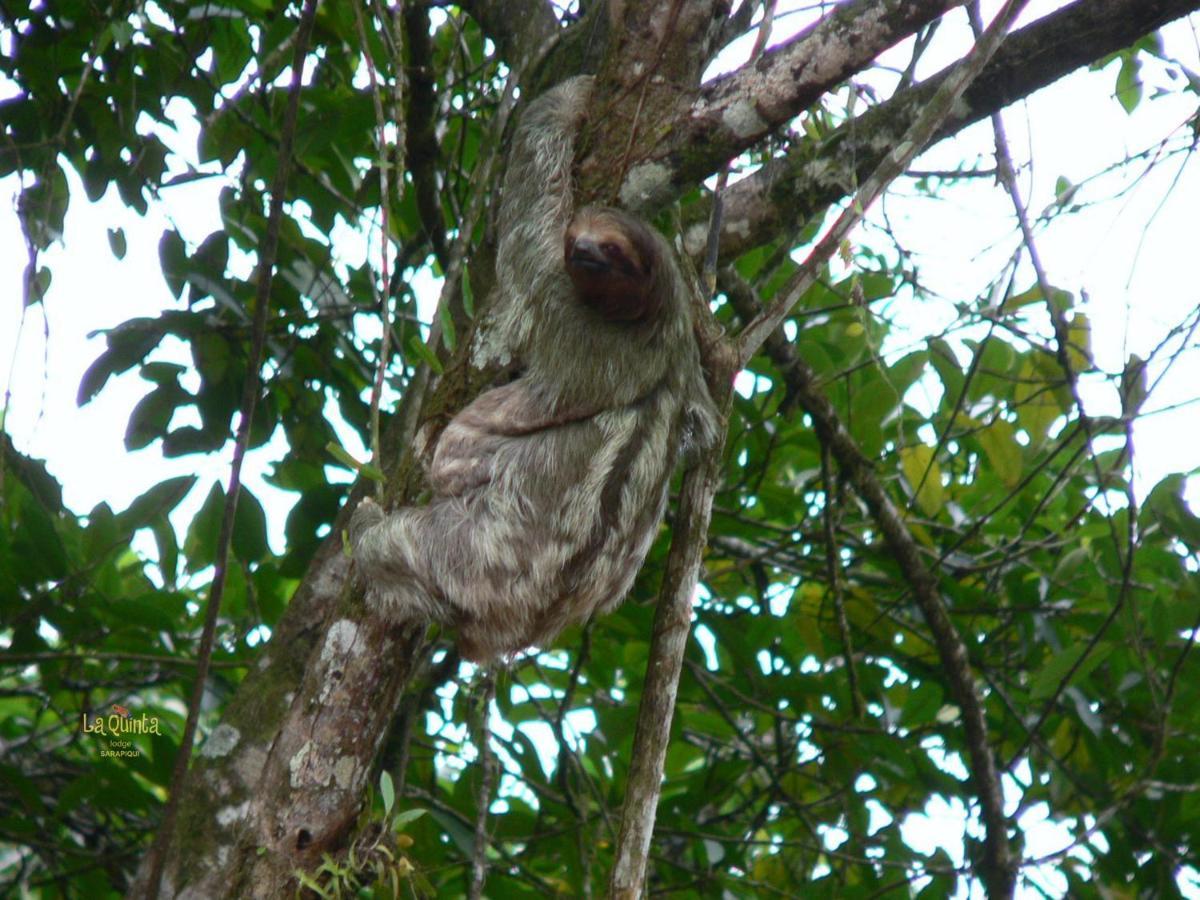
[609,409,730,900]
[353,0,403,471]
[819,438,862,719]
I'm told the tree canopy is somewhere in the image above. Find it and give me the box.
[3,0,1200,897]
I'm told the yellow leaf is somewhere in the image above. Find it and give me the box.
[1067,312,1092,372]
[1001,285,1043,311]
[899,445,943,516]
[977,417,1022,488]
[1013,359,1064,444]
[797,583,823,652]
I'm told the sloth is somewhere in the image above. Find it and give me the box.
[350,76,718,663]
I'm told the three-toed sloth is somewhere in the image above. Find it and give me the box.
[350,76,719,663]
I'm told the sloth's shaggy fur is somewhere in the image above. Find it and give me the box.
[350,76,718,662]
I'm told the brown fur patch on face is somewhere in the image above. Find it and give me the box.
[563,207,664,323]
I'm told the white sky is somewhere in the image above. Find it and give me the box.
[2,3,1199,897]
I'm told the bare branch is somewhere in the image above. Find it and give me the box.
[609,414,730,899]
[694,0,1200,261]
[628,0,967,211]
[468,674,497,900]
[405,5,450,268]
[736,0,1028,364]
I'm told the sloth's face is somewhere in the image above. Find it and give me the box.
[564,207,662,323]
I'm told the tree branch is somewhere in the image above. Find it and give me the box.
[609,411,730,899]
[576,0,732,204]
[689,0,1200,261]
[623,0,967,211]
[404,5,450,268]
[468,674,497,900]
[735,0,1027,363]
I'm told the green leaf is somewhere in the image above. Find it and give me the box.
[1120,353,1148,416]
[78,320,165,406]
[16,490,69,579]
[248,389,278,449]
[106,594,178,632]
[886,351,928,397]
[900,681,944,728]
[162,425,227,457]
[1053,175,1078,208]
[851,379,898,457]
[439,300,457,351]
[380,770,395,817]
[326,442,364,472]
[232,488,269,563]
[184,482,225,571]
[125,384,186,451]
[121,476,197,531]
[928,338,964,412]
[150,515,180,588]
[429,808,475,857]
[406,334,443,375]
[83,502,119,561]
[1067,313,1092,372]
[1115,54,1143,113]
[107,227,127,260]
[140,362,188,386]
[1029,645,1111,700]
[158,229,188,300]
[1143,473,1200,548]
[1001,285,1045,312]
[19,166,69,250]
[460,261,475,318]
[27,266,51,306]
[1013,358,1065,444]
[388,806,427,835]
[193,231,231,285]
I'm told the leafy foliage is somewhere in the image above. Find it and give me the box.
[3,1,1200,897]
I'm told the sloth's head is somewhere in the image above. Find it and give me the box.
[564,207,666,323]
